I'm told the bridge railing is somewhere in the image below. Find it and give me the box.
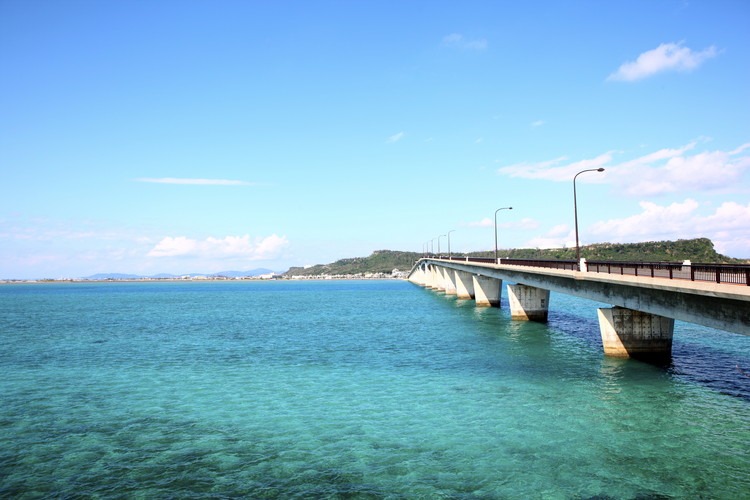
[587,260,686,279]
[424,256,750,286]
[438,256,496,263]
[501,258,578,270]
[587,261,750,285]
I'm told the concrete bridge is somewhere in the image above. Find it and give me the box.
[408,257,750,361]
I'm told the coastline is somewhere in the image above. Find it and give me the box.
[0,276,401,284]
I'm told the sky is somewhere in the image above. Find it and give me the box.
[1,0,749,278]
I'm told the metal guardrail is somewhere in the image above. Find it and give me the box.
[587,260,750,286]
[501,258,578,271]
[422,256,750,286]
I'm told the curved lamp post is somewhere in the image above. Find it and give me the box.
[430,238,436,255]
[573,167,605,269]
[447,230,455,258]
[437,234,444,256]
[494,207,513,262]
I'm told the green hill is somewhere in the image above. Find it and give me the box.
[284,238,742,277]
[467,238,741,263]
[285,250,422,276]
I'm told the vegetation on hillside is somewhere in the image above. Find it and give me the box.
[285,250,423,276]
[467,238,741,263]
[283,238,743,276]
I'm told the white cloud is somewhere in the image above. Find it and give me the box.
[497,141,750,196]
[442,33,488,50]
[607,42,718,82]
[463,217,540,230]
[510,218,541,231]
[531,120,545,127]
[497,153,612,182]
[589,199,750,257]
[465,217,493,228]
[147,234,289,260]
[590,199,700,239]
[523,224,575,249]
[137,178,255,186]
[386,131,405,143]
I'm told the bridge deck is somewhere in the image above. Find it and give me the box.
[411,258,750,335]
[457,260,750,301]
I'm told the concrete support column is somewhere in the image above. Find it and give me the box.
[425,265,436,289]
[598,307,674,361]
[432,265,445,291]
[442,267,457,295]
[418,266,429,286]
[454,270,475,299]
[425,265,433,288]
[409,266,425,286]
[507,284,550,321]
[472,275,502,307]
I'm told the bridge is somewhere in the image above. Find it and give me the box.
[408,257,750,361]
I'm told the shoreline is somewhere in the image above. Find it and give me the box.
[1,276,401,284]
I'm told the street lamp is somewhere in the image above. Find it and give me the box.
[447,230,455,258]
[437,234,444,256]
[494,207,513,262]
[573,167,605,269]
[430,238,436,255]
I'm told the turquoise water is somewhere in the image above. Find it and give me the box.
[1,279,748,499]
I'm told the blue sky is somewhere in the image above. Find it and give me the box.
[2,0,749,278]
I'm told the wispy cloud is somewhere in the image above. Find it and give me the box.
[442,33,488,50]
[465,217,493,228]
[147,234,289,260]
[523,224,575,249]
[607,41,718,82]
[463,217,540,230]
[0,217,152,243]
[497,141,750,196]
[497,154,612,183]
[136,177,255,186]
[386,131,405,143]
[531,120,545,127]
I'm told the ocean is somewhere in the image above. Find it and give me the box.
[1,279,748,499]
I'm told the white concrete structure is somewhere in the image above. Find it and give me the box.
[507,284,550,322]
[442,267,457,295]
[454,270,475,299]
[472,275,501,307]
[598,307,674,360]
[408,257,750,361]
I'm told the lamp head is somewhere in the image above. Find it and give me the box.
[596,168,605,172]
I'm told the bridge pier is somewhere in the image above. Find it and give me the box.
[454,270,475,299]
[598,307,674,361]
[410,265,427,286]
[473,275,502,307]
[442,267,457,295]
[430,265,443,291]
[507,284,550,321]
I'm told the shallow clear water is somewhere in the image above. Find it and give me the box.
[1,279,748,499]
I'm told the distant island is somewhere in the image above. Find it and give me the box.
[1,268,282,283]
[80,268,278,281]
